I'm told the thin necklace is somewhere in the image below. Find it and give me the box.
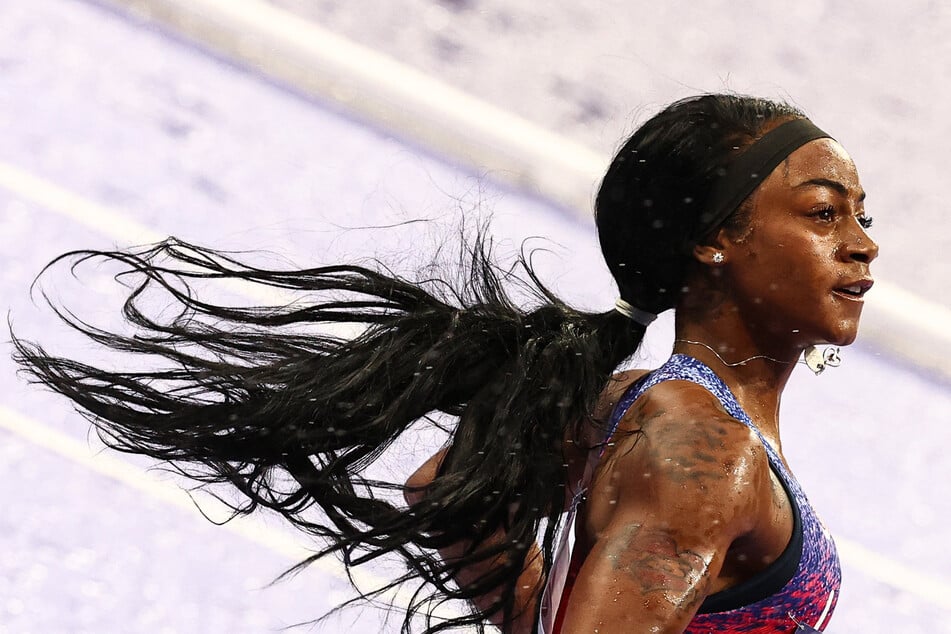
[674,339,792,367]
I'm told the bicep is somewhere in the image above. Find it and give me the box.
[559,519,726,633]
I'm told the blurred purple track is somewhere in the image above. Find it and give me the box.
[0,1,949,632]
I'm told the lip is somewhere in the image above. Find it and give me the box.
[832,278,874,302]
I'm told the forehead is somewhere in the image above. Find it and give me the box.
[771,138,861,189]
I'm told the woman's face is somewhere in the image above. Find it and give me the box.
[719,138,879,348]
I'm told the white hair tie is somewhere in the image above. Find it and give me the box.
[614,299,657,326]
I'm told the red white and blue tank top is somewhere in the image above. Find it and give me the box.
[538,354,841,633]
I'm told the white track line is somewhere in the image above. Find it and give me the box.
[0,162,163,245]
[102,0,604,212]
[0,162,332,314]
[2,161,950,609]
[0,405,458,616]
[0,405,315,563]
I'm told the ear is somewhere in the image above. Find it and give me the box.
[692,228,731,266]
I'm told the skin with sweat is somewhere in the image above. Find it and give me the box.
[407,136,878,633]
[561,137,877,632]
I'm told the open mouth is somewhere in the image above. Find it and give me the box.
[833,280,874,300]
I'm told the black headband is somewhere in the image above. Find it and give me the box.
[693,118,833,241]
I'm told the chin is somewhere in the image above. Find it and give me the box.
[834,332,859,347]
[823,320,861,347]
[813,302,864,346]
[801,315,861,348]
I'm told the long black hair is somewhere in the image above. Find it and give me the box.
[12,94,804,633]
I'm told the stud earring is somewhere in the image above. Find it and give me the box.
[712,252,724,264]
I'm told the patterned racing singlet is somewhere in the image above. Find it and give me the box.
[538,354,841,633]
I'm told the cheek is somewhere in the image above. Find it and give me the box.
[735,234,829,298]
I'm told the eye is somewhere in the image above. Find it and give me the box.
[857,215,874,229]
[810,205,836,221]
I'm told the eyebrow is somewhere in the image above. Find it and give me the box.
[794,178,867,202]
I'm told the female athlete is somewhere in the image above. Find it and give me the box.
[13,94,876,633]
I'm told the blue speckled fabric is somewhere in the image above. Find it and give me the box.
[605,354,842,633]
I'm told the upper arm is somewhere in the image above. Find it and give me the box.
[560,404,768,633]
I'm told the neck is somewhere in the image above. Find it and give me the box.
[673,315,799,448]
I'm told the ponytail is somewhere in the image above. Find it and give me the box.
[12,234,646,632]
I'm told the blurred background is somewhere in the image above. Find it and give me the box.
[1,0,949,631]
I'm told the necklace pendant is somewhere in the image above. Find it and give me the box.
[803,345,841,375]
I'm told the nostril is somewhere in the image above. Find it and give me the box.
[851,253,870,264]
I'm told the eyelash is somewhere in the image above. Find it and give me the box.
[811,206,874,229]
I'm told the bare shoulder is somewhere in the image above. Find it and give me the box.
[611,377,764,459]
[567,369,649,454]
[588,379,771,538]
[562,369,651,501]
[593,368,651,421]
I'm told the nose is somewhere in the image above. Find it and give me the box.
[843,220,879,265]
